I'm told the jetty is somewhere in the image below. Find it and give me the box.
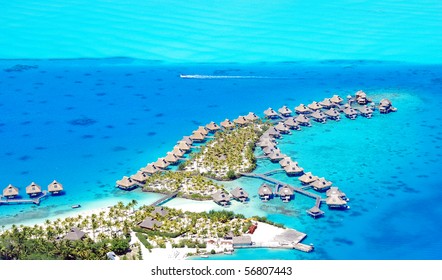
[149,191,179,207]
[0,191,48,206]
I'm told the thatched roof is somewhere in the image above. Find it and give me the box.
[3,184,19,197]
[220,119,235,129]
[212,190,230,205]
[153,158,170,169]
[139,217,163,230]
[171,147,185,157]
[274,122,289,132]
[230,187,249,200]
[262,145,279,155]
[263,107,278,117]
[323,108,340,117]
[257,139,275,148]
[268,151,285,161]
[278,185,294,196]
[279,156,293,167]
[152,206,168,217]
[343,107,358,116]
[278,105,292,116]
[310,110,326,120]
[308,101,322,111]
[206,121,221,131]
[190,132,206,141]
[358,105,373,114]
[234,116,248,125]
[48,180,63,193]
[116,176,138,189]
[295,114,310,123]
[266,127,281,136]
[379,98,392,107]
[179,136,193,145]
[64,227,86,241]
[141,164,160,175]
[26,182,42,195]
[232,235,252,245]
[131,171,148,183]
[284,162,304,174]
[294,104,312,114]
[164,152,180,163]
[355,90,367,99]
[330,95,344,104]
[245,112,259,121]
[319,98,333,108]
[310,177,332,191]
[258,183,273,196]
[284,117,299,128]
[195,126,209,135]
[298,172,318,184]
[176,141,191,151]
[326,187,346,198]
[325,196,347,206]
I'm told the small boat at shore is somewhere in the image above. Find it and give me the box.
[71,204,81,209]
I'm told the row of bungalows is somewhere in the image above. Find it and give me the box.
[2,180,63,199]
[325,187,349,209]
[279,156,304,176]
[219,112,260,130]
[212,187,251,206]
[298,172,333,192]
[257,183,295,202]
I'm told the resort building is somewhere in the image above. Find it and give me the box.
[325,187,348,209]
[116,176,139,190]
[265,127,282,138]
[48,180,63,194]
[295,114,311,126]
[284,117,300,130]
[176,141,191,151]
[268,151,285,162]
[278,105,292,117]
[342,106,358,120]
[323,108,341,120]
[212,190,230,206]
[220,119,235,130]
[307,101,323,111]
[64,227,87,241]
[274,122,290,134]
[263,107,279,119]
[298,172,319,185]
[258,183,273,201]
[164,152,181,164]
[152,206,168,217]
[131,171,149,185]
[294,104,312,115]
[262,145,280,155]
[378,99,397,114]
[283,162,304,176]
[25,182,42,197]
[153,158,170,169]
[319,98,334,109]
[3,184,19,199]
[140,163,160,175]
[257,138,275,148]
[306,206,324,218]
[326,187,348,201]
[171,147,186,157]
[279,156,292,168]
[310,110,327,123]
[179,136,193,146]
[245,112,260,122]
[277,185,295,202]
[190,132,206,142]
[355,90,371,105]
[310,177,332,192]
[230,187,249,203]
[206,121,221,132]
[358,105,374,118]
[194,126,209,136]
[233,116,248,126]
[330,95,344,105]
[139,217,163,230]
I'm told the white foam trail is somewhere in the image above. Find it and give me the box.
[179,74,286,79]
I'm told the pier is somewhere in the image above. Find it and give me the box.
[149,191,179,206]
[0,191,48,206]
[233,242,313,253]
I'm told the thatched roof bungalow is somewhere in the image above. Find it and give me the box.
[233,116,248,126]
[194,126,209,136]
[310,110,327,123]
[342,106,358,120]
[358,105,373,118]
[230,187,249,203]
[131,171,148,185]
[379,99,397,114]
[258,183,273,201]
[274,122,290,134]
[310,177,332,192]
[284,162,304,176]
[206,121,221,132]
[3,184,19,198]
[212,190,230,206]
[141,163,160,175]
[139,217,163,230]
[64,227,87,241]
[176,141,191,151]
[325,195,348,209]
[268,151,285,162]
[26,182,42,197]
[298,172,319,185]
[164,152,180,164]
[307,101,322,111]
[190,132,206,142]
[116,176,139,190]
[245,112,260,122]
[284,117,300,130]
[295,114,311,126]
[257,139,275,148]
[48,180,64,194]
[306,206,324,218]
[323,108,341,120]
[294,104,312,115]
[326,187,348,200]
[263,108,279,119]
[152,206,169,217]
[279,156,292,168]
[179,136,193,145]
[172,147,186,157]
[319,98,334,109]
[262,145,280,156]
[277,185,294,202]
[220,119,235,130]
[278,105,292,117]
[153,158,170,169]
[355,90,371,105]
[330,95,344,105]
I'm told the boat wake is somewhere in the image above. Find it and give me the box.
[179,74,286,79]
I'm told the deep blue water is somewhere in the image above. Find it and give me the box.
[1,59,442,259]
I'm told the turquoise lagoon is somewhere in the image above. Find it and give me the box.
[1,0,442,260]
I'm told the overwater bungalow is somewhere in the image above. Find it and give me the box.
[325,195,348,209]
[245,112,260,122]
[294,104,312,115]
[152,206,169,217]
[319,98,334,109]
[306,206,324,218]
[295,114,311,126]
[179,136,193,146]
[164,152,181,164]
[205,121,221,132]
[116,176,139,190]
[230,187,249,203]
[141,163,160,175]
[307,101,322,111]
[64,227,87,241]
[277,185,294,202]
[326,187,348,200]
[139,217,163,230]
[278,105,292,117]
[258,183,273,201]
[310,177,332,192]
[153,158,170,169]
[26,182,42,197]
[3,184,19,199]
[220,119,235,130]
[355,90,371,105]
[358,105,374,118]
[279,156,292,168]
[284,117,301,130]
[323,108,341,120]
[274,122,290,134]
[131,171,148,185]
[283,162,304,176]
[265,127,282,138]
[342,106,358,120]
[298,172,319,185]
[176,141,191,151]
[48,180,63,195]
[262,145,280,155]
[263,107,279,119]
[257,138,275,148]
[233,116,248,126]
[378,99,397,114]
[268,151,285,162]
[212,190,230,206]
[190,132,206,142]
[194,126,209,136]
[330,95,344,105]
[310,110,327,123]
[172,147,186,157]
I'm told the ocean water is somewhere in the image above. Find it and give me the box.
[1,60,441,260]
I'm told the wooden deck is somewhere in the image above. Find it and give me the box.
[149,191,179,206]
[0,191,48,206]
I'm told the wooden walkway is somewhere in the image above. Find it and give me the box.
[149,191,179,206]
[234,242,313,253]
[0,191,48,206]
[263,169,284,176]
